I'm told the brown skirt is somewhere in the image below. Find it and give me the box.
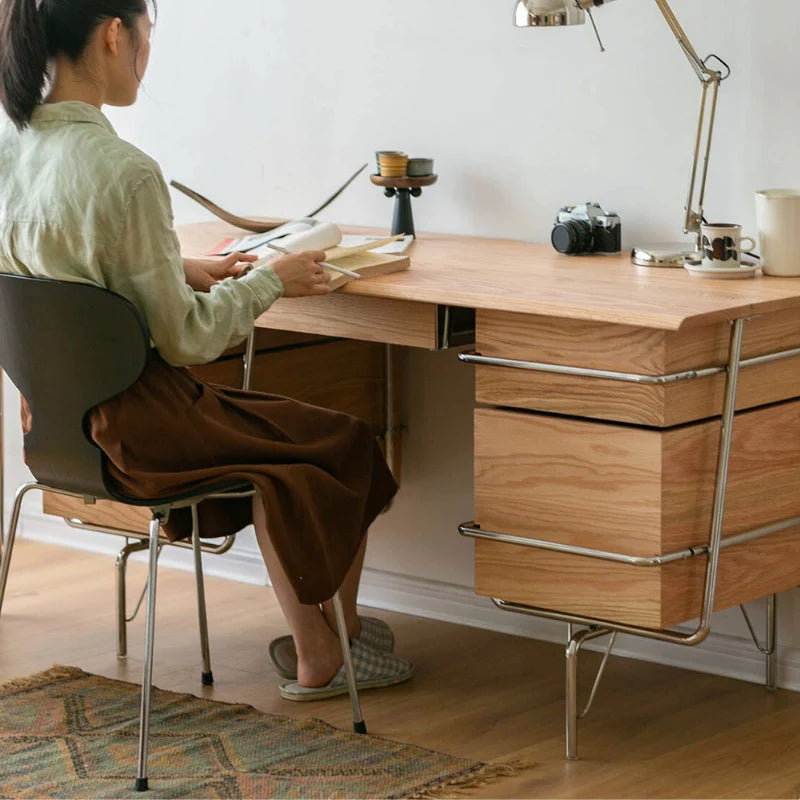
[86,354,398,605]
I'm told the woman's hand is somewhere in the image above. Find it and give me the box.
[183,252,257,292]
[269,250,333,297]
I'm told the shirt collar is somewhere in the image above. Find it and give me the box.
[30,101,116,135]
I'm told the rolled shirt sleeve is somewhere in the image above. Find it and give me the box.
[108,171,284,367]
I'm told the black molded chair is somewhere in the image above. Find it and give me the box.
[0,273,365,792]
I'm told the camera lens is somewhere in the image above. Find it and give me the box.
[552,220,593,254]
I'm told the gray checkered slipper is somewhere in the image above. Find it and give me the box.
[268,617,394,680]
[279,638,413,702]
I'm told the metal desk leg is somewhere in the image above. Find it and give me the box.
[384,344,395,476]
[739,592,779,690]
[566,627,616,760]
[766,594,778,690]
[242,330,256,392]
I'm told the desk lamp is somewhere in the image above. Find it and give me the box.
[514,0,729,267]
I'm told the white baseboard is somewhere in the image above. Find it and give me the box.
[19,510,269,586]
[19,510,800,691]
[357,567,800,691]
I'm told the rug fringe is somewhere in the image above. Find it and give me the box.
[407,758,534,799]
[0,665,86,696]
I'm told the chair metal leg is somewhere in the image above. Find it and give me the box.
[190,505,213,686]
[331,590,366,734]
[136,513,163,792]
[0,482,40,616]
[116,539,149,659]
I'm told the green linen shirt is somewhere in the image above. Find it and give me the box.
[0,101,285,366]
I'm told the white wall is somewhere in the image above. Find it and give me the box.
[5,0,800,686]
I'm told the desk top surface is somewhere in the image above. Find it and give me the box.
[178,222,800,331]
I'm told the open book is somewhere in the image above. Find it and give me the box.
[212,220,411,290]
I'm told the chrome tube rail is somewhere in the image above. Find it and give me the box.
[64,517,237,555]
[460,512,800,569]
[459,343,800,385]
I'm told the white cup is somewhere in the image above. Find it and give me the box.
[701,223,756,269]
[755,189,800,276]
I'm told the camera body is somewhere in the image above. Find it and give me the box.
[551,202,622,255]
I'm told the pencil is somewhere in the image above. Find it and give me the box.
[265,242,361,279]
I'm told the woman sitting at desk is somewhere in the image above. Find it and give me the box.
[0,0,412,700]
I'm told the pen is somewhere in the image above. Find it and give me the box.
[265,242,361,279]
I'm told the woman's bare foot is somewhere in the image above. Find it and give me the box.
[295,616,342,687]
[321,604,361,641]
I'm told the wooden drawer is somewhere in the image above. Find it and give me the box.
[192,339,386,434]
[473,402,800,628]
[43,338,390,534]
[219,326,327,355]
[255,295,475,351]
[475,309,800,427]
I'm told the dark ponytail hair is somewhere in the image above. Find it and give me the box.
[0,0,156,130]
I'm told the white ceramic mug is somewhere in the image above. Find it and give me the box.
[701,223,756,269]
[755,189,800,276]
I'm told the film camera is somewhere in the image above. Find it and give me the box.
[551,202,622,255]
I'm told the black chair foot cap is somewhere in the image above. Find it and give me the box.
[354,721,367,735]
[135,777,149,792]
[201,671,214,686]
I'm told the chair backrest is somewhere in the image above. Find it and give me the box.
[0,274,151,498]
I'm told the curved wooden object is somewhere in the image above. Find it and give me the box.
[170,163,368,234]
[169,181,286,233]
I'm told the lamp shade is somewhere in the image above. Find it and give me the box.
[513,0,615,28]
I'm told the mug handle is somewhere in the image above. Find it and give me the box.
[741,236,757,253]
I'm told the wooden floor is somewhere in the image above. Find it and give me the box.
[1,539,799,799]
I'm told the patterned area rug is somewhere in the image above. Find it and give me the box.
[0,666,521,799]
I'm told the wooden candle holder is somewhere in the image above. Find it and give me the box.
[370,174,438,238]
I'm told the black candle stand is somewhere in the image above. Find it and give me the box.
[370,174,438,238]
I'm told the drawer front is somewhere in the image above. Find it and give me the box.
[474,400,800,627]
[220,327,327,356]
[256,294,437,349]
[475,526,800,629]
[192,339,386,434]
[474,407,664,557]
[475,309,800,426]
[475,401,800,555]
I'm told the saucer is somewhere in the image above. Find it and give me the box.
[684,260,760,280]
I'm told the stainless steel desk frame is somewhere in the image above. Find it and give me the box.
[460,318,787,759]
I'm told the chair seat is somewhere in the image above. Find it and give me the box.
[107,478,254,510]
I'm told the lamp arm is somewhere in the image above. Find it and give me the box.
[683,76,720,239]
[652,0,713,82]
[651,0,723,243]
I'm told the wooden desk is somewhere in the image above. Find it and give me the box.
[176,223,800,624]
[25,222,800,756]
